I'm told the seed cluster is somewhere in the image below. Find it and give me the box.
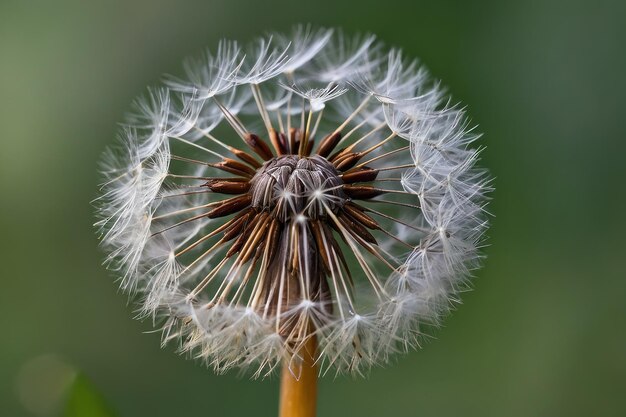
[96,27,490,376]
[250,155,345,221]
[195,125,397,339]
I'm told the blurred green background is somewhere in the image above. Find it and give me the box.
[1,0,625,416]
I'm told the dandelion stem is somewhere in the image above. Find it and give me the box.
[278,335,318,417]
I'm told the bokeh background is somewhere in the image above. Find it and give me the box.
[1,0,625,416]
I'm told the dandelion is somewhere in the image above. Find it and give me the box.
[95,25,491,417]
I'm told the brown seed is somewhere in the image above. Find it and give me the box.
[211,158,257,177]
[264,220,281,262]
[343,185,385,200]
[328,147,347,162]
[278,132,289,152]
[194,208,252,241]
[244,133,274,160]
[207,194,252,218]
[317,132,342,158]
[341,167,379,183]
[223,211,253,241]
[304,138,315,156]
[240,214,271,264]
[311,221,332,273]
[334,153,363,171]
[226,233,246,258]
[338,212,377,245]
[327,219,345,242]
[343,203,381,230]
[322,223,353,286]
[204,179,251,194]
[289,127,298,149]
[253,242,266,261]
[210,163,249,178]
[269,128,287,155]
[230,147,262,169]
[225,212,262,258]
[204,177,249,182]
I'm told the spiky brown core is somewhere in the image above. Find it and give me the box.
[183,126,395,339]
[249,155,345,221]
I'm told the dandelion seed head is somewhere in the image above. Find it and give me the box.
[95,26,491,377]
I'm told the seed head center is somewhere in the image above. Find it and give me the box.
[250,154,346,221]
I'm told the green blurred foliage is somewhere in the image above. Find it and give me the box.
[64,375,117,417]
[0,0,624,416]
